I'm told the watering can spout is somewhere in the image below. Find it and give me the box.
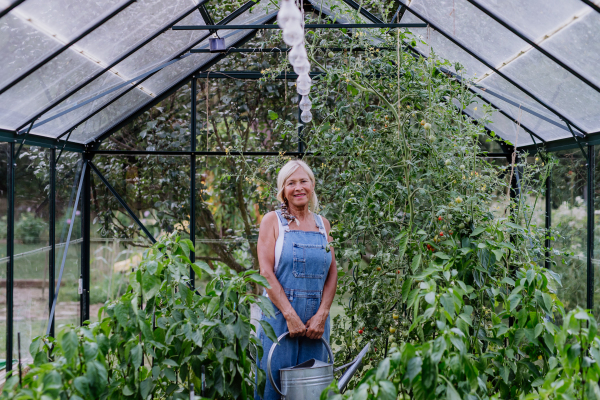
[335,341,371,392]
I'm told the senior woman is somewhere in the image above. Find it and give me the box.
[255,160,337,400]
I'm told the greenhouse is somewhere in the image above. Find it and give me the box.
[1,0,600,398]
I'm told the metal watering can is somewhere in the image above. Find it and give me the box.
[267,332,371,399]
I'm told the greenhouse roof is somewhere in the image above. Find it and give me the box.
[0,0,599,152]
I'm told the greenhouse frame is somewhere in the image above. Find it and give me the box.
[1,0,600,385]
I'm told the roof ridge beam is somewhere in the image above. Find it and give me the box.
[395,0,588,135]
[15,0,211,133]
[466,0,600,96]
[0,0,136,97]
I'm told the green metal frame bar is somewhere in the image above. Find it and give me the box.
[173,23,426,30]
[587,145,595,310]
[6,143,14,371]
[0,129,85,152]
[81,154,91,324]
[88,161,157,244]
[49,148,56,337]
[190,78,197,287]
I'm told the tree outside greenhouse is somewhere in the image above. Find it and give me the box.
[1,0,600,399]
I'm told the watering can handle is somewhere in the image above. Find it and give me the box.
[266,331,334,397]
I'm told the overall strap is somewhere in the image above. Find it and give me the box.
[313,213,327,236]
[275,209,290,232]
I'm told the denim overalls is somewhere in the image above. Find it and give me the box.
[255,210,333,400]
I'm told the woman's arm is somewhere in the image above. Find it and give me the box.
[257,212,306,338]
[305,217,338,340]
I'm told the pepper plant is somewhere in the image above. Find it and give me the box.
[1,234,277,399]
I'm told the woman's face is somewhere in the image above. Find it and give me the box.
[283,168,313,209]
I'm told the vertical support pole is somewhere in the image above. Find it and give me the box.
[545,168,551,271]
[49,148,56,337]
[81,155,91,324]
[6,142,14,371]
[587,145,595,311]
[298,106,304,155]
[190,78,197,288]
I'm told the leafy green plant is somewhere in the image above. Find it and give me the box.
[2,234,276,399]
[15,213,46,244]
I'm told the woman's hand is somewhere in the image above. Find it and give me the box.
[285,311,306,338]
[305,310,328,340]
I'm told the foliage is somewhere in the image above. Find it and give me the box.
[325,307,600,400]
[2,234,277,399]
[15,213,46,244]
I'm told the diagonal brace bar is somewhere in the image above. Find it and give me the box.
[46,161,86,336]
[88,161,156,244]
[566,121,588,162]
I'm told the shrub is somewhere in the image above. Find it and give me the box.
[15,213,46,244]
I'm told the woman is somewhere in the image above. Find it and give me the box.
[255,160,337,400]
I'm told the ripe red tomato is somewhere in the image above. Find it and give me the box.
[438,217,442,221]
[439,232,444,236]
[358,329,363,334]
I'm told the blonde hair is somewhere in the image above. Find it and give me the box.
[276,160,319,212]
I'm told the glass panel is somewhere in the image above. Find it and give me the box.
[90,155,188,311]
[541,11,600,89]
[54,155,83,329]
[0,0,126,95]
[478,0,587,42]
[0,15,61,88]
[457,96,535,147]
[551,149,588,313]
[471,85,573,143]
[68,89,150,143]
[76,0,203,67]
[0,49,109,133]
[493,48,600,133]
[13,145,49,363]
[406,0,527,71]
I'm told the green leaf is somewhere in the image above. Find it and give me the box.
[163,359,179,367]
[130,343,142,368]
[401,278,413,302]
[376,357,390,380]
[181,238,195,253]
[260,320,279,343]
[206,296,221,317]
[142,272,161,302]
[146,260,159,275]
[433,252,450,260]
[378,380,397,400]
[534,323,543,338]
[411,253,421,272]
[83,342,98,362]
[470,227,486,236]
[61,330,79,363]
[405,357,422,382]
[446,381,461,400]
[141,378,153,398]
[86,360,108,394]
[347,84,359,96]
[398,232,408,260]
[219,322,236,342]
[268,110,279,120]
[257,295,276,318]
[575,310,590,320]
[192,261,212,279]
[245,273,270,289]
[74,376,91,397]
